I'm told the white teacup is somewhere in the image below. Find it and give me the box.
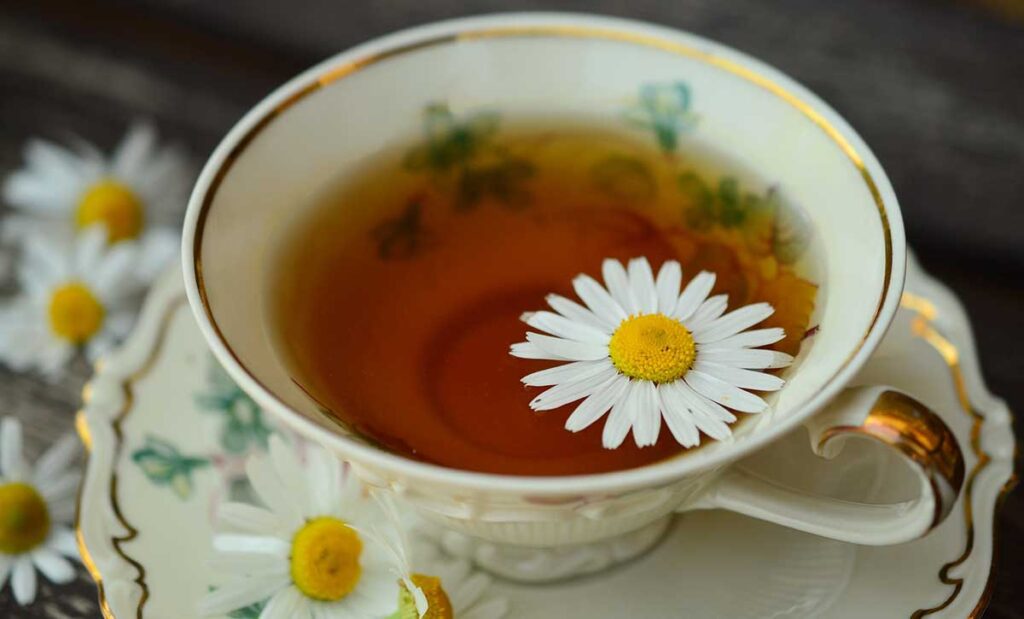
[182,13,964,582]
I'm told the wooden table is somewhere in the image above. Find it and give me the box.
[1,0,1021,616]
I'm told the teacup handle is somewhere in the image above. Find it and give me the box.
[693,386,965,545]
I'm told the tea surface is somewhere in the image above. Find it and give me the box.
[271,114,819,475]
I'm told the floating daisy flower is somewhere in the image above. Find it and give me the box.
[1,121,189,251]
[200,436,403,619]
[0,226,159,376]
[0,417,81,606]
[511,257,793,449]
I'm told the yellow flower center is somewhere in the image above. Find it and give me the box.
[608,313,696,383]
[290,517,363,601]
[48,282,105,343]
[76,179,144,242]
[395,574,454,619]
[0,483,51,555]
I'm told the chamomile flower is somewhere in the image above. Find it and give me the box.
[0,417,81,606]
[511,257,793,450]
[367,492,507,619]
[200,436,403,619]
[389,541,509,619]
[0,226,158,376]
[1,122,189,248]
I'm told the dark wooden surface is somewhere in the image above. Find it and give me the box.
[0,0,1021,616]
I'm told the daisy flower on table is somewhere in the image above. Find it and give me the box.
[1,121,188,266]
[0,226,158,376]
[511,257,794,450]
[199,436,406,619]
[387,537,510,619]
[0,417,81,606]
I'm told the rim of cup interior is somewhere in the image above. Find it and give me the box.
[182,12,907,497]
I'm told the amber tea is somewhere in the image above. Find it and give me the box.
[271,110,820,476]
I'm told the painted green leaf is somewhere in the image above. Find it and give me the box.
[717,177,746,227]
[404,103,500,173]
[625,82,699,154]
[679,172,716,230]
[131,437,208,500]
[372,198,434,260]
[227,599,265,618]
[590,155,657,204]
[196,362,274,454]
[456,158,535,211]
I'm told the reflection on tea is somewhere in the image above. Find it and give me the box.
[271,109,819,476]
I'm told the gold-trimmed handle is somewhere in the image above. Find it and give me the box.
[701,386,965,545]
[814,388,965,529]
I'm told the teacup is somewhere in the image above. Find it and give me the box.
[182,13,964,582]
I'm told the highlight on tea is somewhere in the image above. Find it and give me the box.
[271,81,819,476]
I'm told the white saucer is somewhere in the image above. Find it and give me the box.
[76,254,1016,618]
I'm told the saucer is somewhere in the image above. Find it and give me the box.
[76,254,1016,618]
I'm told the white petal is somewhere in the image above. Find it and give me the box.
[268,436,308,513]
[524,311,609,344]
[673,271,716,321]
[31,548,75,584]
[695,348,794,369]
[669,382,733,440]
[37,471,79,503]
[654,260,682,315]
[627,258,658,314]
[33,433,79,485]
[246,454,302,527]
[12,556,37,606]
[74,226,109,275]
[1,417,26,480]
[526,333,608,362]
[134,145,192,217]
[565,374,629,432]
[693,303,775,344]
[602,380,639,449]
[22,232,70,285]
[259,585,305,619]
[305,449,342,517]
[631,380,661,447]
[545,293,614,332]
[212,534,290,557]
[529,366,618,411]
[601,259,637,315]
[112,122,157,181]
[521,359,613,387]
[89,241,140,303]
[218,502,282,535]
[208,552,290,577]
[657,385,700,448]
[46,527,80,558]
[509,341,563,361]
[685,370,767,413]
[134,229,179,285]
[199,574,289,616]
[572,274,627,325]
[693,361,785,391]
[684,294,729,333]
[710,327,786,350]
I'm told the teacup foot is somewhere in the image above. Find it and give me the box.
[424,516,673,583]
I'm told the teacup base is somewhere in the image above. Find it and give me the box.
[422,515,673,583]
